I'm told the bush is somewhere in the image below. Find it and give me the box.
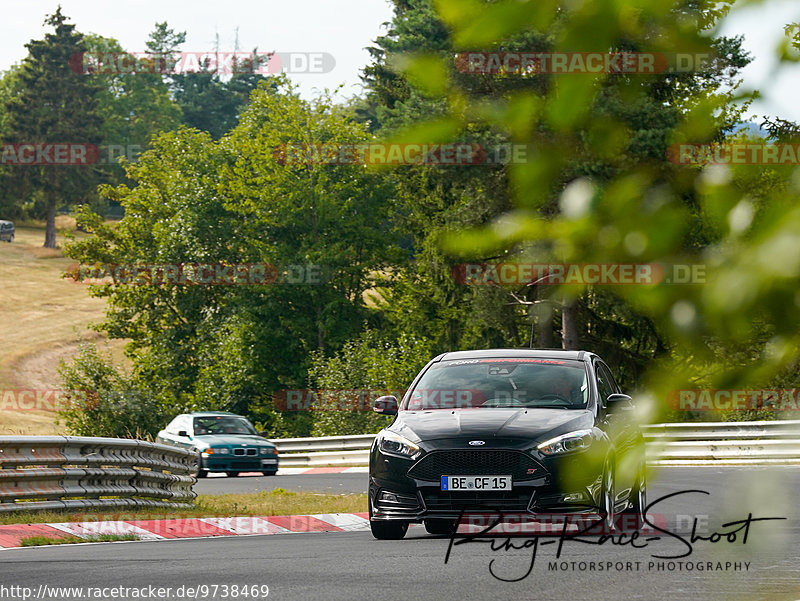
[57,342,179,438]
[308,330,433,436]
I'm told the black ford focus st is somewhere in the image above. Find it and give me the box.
[368,349,645,539]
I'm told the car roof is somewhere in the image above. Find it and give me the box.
[0,220,12,225]
[188,411,244,417]
[433,348,594,362]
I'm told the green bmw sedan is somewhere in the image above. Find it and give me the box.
[157,411,279,477]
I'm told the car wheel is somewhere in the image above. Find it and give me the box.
[424,519,457,536]
[226,471,240,477]
[189,453,206,479]
[600,460,616,533]
[370,520,409,540]
[618,466,646,532]
[262,471,276,476]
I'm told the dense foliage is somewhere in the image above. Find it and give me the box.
[8,1,793,436]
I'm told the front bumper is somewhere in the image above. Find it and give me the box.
[201,457,279,473]
[369,446,604,522]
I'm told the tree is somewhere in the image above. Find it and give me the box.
[82,33,182,211]
[173,53,275,139]
[0,66,23,219]
[147,21,277,140]
[2,8,104,247]
[144,21,187,94]
[398,0,800,424]
[62,78,398,437]
[359,0,751,388]
[308,330,432,436]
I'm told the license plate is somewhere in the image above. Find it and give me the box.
[441,475,512,491]
[261,459,278,464]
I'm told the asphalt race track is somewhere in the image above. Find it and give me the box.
[194,472,367,495]
[3,467,799,601]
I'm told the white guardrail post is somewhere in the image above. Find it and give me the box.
[0,436,197,513]
[268,420,800,467]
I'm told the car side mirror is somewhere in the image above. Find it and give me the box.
[373,395,399,416]
[177,430,190,438]
[259,431,271,438]
[605,393,633,409]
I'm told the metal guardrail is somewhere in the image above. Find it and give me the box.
[0,437,197,513]
[643,420,800,465]
[272,435,377,454]
[270,420,800,467]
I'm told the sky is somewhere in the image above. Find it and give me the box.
[0,0,799,122]
[719,0,800,124]
[0,0,397,100]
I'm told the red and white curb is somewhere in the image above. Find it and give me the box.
[0,512,370,549]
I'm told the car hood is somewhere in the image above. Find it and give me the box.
[391,408,595,444]
[192,434,274,448]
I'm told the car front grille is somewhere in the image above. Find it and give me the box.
[233,448,257,456]
[421,490,533,512]
[407,450,544,482]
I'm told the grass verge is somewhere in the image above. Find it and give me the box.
[0,489,368,526]
[20,534,139,547]
[0,217,124,435]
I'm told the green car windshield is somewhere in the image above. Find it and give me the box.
[193,416,257,436]
[404,358,589,410]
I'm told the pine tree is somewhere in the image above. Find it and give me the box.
[2,8,104,247]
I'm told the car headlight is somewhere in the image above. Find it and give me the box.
[202,447,230,456]
[260,447,275,456]
[536,429,594,456]
[377,431,421,459]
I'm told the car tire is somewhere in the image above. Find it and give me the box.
[370,520,409,540]
[262,471,276,476]
[599,459,616,534]
[618,466,646,532]
[226,471,240,477]
[424,519,457,536]
[189,453,206,479]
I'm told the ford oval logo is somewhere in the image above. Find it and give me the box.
[468,440,485,446]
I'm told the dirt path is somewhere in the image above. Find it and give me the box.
[0,222,120,434]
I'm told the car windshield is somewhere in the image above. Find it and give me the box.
[193,416,257,435]
[404,358,589,410]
